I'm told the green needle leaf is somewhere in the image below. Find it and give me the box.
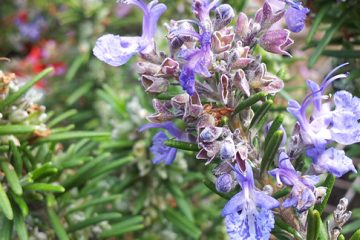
[48,208,69,240]
[0,125,35,135]
[36,131,111,143]
[0,159,23,195]
[164,208,201,239]
[24,183,65,193]
[306,4,331,44]
[9,192,29,217]
[47,109,78,127]
[67,213,123,233]
[14,209,28,240]
[308,11,348,68]
[9,140,23,176]
[264,114,284,150]
[233,92,268,115]
[66,194,122,214]
[0,215,13,240]
[275,216,303,240]
[0,67,53,111]
[260,130,284,175]
[306,209,321,240]
[249,99,273,129]
[0,182,13,220]
[99,216,144,238]
[314,174,336,215]
[272,187,291,199]
[350,229,360,240]
[29,163,58,181]
[164,139,200,151]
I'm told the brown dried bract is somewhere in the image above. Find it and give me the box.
[0,71,16,95]
[203,104,233,125]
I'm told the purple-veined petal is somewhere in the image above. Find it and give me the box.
[224,207,275,240]
[312,148,357,177]
[150,131,177,165]
[306,79,322,112]
[93,34,142,66]
[221,192,246,216]
[143,1,167,40]
[254,191,280,210]
[285,2,309,33]
[139,121,182,139]
[179,65,196,96]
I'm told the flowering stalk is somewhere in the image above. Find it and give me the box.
[93,0,360,239]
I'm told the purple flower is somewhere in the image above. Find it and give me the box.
[269,152,319,211]
[285,0,310,33]
[139,122,188,165]
[178,31,212,96]
[192,0,219,22]
[287,63,359,176]
[259,29,294,56]
[15,17,45,41]
[216,173,233,193]
[93,0,166,66]
[307,148,357,178]
[222,162,279,239]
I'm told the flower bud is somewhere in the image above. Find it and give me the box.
[214,4,235,30]
[200,126,223,143]
[215,173,233,193]
[220,138,236,161]
[9,109,29,123]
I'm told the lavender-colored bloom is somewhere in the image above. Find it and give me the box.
[222,162,279,239]
[269,152,319,211]
[214,4,235,30]
[192,0,219,22]
[178,31,212,96]
[216,173,233,193]
[139,121,185,165]
[284,0,310,33]
[307,148,357,178]
[259,29,294,56]
[219,137,236,161]
[287,63,359,176]
[93,0,166,66]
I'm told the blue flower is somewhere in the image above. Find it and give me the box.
[269,152,319,211]
[178,31,212,96]
[15,16,45,41]
[93,0,166,66]
[284,0,310,33]
[139,122,187,165]
[287,63,359,177]
[222,162,279,239]
[192,0,219,22]
[307,148,357,178]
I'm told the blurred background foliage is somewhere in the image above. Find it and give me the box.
[0,0,359,239]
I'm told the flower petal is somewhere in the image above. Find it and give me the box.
[93,34,141,66]
[312,148,357,177]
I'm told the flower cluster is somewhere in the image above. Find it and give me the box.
[287,63,359,177]
[93,0,359,239]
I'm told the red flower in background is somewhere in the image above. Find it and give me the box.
[13,40,67,89]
